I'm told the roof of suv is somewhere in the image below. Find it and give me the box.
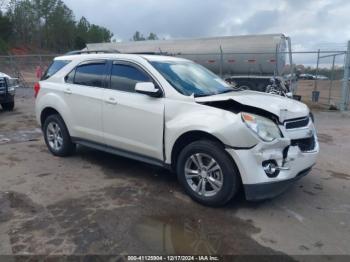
[56,53,190,63]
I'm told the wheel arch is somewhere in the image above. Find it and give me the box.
[40,107,62,127]
[40,107,73,138]
[170,130,226,171]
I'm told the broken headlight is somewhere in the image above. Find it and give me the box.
[241,112,282,142]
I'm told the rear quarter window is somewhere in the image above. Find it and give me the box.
[42,60,71,80]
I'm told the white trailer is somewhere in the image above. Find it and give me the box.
[86,34,294,93]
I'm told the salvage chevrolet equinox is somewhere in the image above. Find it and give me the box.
[35,53,319,206]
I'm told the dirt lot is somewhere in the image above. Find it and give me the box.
[0,88,349,258]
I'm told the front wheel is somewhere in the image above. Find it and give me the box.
[176,140,240,206]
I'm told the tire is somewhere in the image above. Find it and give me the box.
[176,140,240,207]
[1,101,14,111]
[43,114,75,157]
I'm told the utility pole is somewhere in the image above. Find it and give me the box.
[312,49,321,102]
[340,41,350,111]
[219,46,224,78]
[314,49,320,92]
[287,37,295,93]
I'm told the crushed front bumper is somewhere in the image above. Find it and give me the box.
[226,121,319,201]
[244,166,313,201]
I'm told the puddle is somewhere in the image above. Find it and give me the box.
[133,216,222,254]
[1,186,294,257]
[327,170,350,181]
[0,129,42,145]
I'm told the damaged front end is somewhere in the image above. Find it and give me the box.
[197,97,319,200]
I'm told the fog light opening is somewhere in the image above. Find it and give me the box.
[262,160,280,178]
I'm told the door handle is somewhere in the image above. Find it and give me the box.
[64,88,72,94]
[105,97,118,105]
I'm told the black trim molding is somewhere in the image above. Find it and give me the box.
[72,137,167,168]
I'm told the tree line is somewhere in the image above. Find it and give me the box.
[0,0,113,54]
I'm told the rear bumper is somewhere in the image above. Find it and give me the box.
[244,167,312,201]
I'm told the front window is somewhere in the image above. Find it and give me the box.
[150,61,235,97]
[110,63,151,92]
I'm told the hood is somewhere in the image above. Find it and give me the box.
[195,90,309,122]
[0,72,11,78]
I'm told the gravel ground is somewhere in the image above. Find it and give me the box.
[0,88,349,259]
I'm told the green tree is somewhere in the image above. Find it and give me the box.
[132,31,158,41]
[132,31,145,41]
[74,16,90,48]
[88,24,113,43]
[0,11,13,41]
[5,0,113,52]
[46,0,75,51]
[7,0,36,45]
[147,32,158,40]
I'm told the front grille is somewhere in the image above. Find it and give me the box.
[291,136,316,152]
[285,117,310,129]
[0,79,5,88]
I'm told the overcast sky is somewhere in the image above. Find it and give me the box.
[64,0,349,48]
[64,0,350,65]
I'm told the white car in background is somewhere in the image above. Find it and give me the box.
[35,53,319,206]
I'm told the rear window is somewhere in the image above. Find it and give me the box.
[42,60,71,80]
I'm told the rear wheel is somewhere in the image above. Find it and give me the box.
[1,101,14,111]
[43,114,75,157]
[176,140,240,206]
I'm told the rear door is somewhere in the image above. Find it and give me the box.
[102,61,165,161]
[64,60,107,143]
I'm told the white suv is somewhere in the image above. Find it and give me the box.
[35,53,319,206]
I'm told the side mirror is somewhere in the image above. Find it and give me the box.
[135,82,162,98]
[286,92,293,98]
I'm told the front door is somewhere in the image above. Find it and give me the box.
[102,61,165,161]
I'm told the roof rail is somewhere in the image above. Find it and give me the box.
[64,50,120,55]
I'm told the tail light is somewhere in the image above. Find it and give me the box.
[34,82,40,98]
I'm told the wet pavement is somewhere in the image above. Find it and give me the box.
[0,88,349,258]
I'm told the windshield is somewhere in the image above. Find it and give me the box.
[150,60,235,97]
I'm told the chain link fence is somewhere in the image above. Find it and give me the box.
[0,54,57,88]
[176,50,348,110]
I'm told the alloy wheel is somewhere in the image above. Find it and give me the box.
[46,122,64,151]
[184,153,224,197]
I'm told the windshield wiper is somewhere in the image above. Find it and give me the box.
[218,89,237,95]
[194,93,211,98]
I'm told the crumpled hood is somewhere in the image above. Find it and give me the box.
[195,90,309,122]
